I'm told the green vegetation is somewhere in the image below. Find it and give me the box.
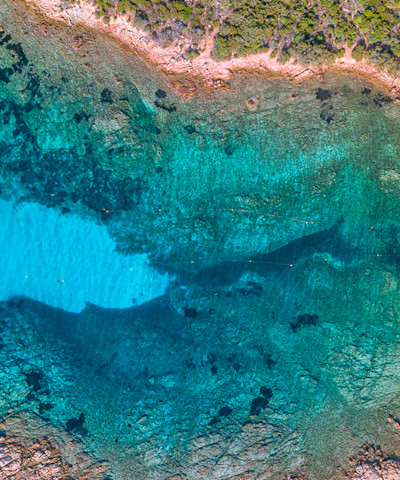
[68,0,400,68]
[352,44,366,61]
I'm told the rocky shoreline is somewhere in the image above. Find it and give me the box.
[25,0,400,100]
[0,413,108,480]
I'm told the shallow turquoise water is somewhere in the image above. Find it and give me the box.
[0,199,169,312]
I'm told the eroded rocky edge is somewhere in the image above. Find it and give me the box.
[0,413,108,479]
[3,416,400,480]
[25,0,400,100]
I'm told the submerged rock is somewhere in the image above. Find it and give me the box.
[0,415,108,479]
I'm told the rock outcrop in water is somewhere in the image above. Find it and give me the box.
[0,414,108,479]
[354,460,400,480]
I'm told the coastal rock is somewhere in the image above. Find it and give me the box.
[246,97,259,111]
[0,426,108,479]
[354,460,400,480]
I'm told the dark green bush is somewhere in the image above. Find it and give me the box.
[352,45,366,61]
[76,0,400,74]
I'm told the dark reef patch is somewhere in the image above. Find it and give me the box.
[184,124,196,134]
[320,105,335,123]
[209,416,219,426]
[101,88,113,104]
[224,144,235,155]
[66,413,88,435]
[0,91,143,214]
[154,99,177,112]
[155,89,167,99]
[264,353,276,369]
[316,88,331,101]
[25,369,44,393]
[6,42,28,68]
[183,307,197,318]
[0,67,13,84]
[218,406,233,417]
[74,111,90,123]
[0,31,30,85]
[260,387,272,397]
[290,313,319,332]
[39,402,54,415]
[374,92,393,107]
[250,396,269,416]
[144,124,161,135]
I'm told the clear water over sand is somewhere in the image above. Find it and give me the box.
[0,199,168,312]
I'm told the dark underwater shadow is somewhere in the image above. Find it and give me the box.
[182,218,351,287]
[3,294,190,352]
[1,294,199,394]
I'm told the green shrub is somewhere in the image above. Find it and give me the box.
[183,6,192,21]
[352,45,366,61]
[82,0,400,75]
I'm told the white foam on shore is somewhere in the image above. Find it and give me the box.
[0,199,169,312]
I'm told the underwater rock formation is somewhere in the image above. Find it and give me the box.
[0,414,108,479]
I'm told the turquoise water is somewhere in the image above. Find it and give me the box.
[3,2,400,479]
[0,199,169,312]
